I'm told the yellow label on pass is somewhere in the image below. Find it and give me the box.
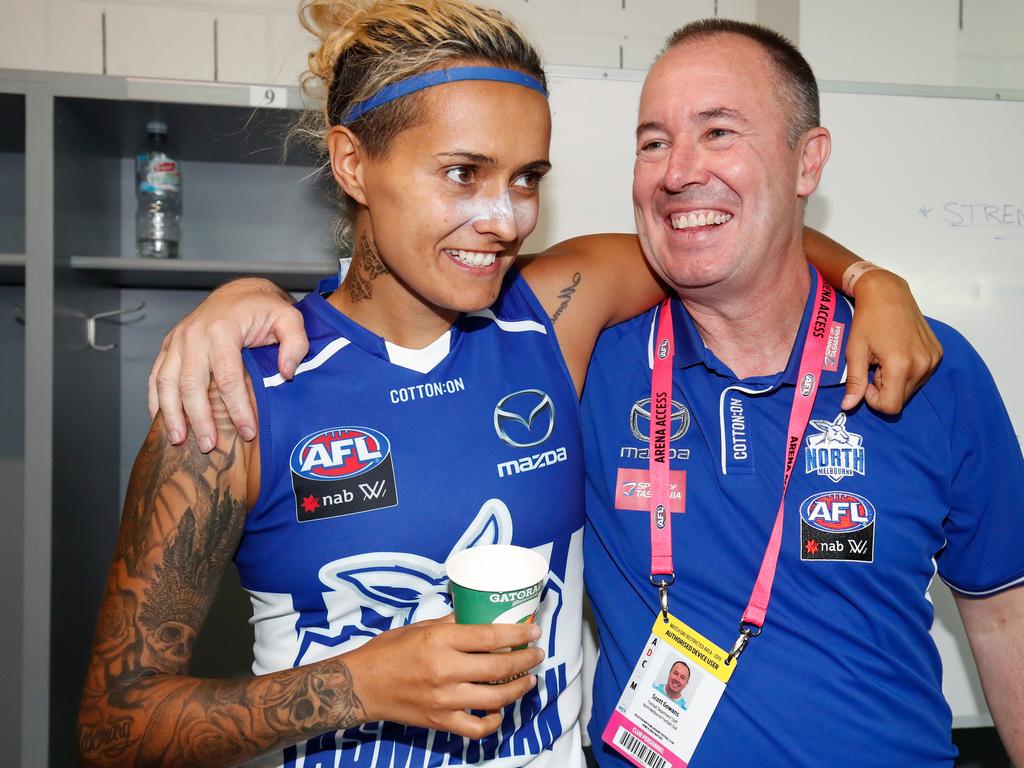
[652,615,735,684]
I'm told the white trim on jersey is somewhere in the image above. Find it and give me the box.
[718,383,775,475]
[263,337,352,388]
[646,311,657,370]
[925,555,939,608]
[385,330,452,374]
[940,571,1024,597]
[466,308,547,335]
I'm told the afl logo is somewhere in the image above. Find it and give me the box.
[800,491,875,533]
[801,373,815,397]
[290,426,391,481]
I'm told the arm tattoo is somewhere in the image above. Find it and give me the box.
[344,233,390,303]
[550,272,583,325]
[79,399,367,767]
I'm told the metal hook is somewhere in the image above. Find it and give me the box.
[724,623,761,666]
[14,305,25,325]
[87,302,146,351]
[650,573,675,624]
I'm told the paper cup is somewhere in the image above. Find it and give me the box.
[446,544,549,627]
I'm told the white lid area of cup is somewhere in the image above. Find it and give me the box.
[445,544,549,592]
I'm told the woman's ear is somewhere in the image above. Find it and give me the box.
[327,126,369,206]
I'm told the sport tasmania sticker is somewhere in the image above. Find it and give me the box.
[289,426,398,522]
[800,491,875,562]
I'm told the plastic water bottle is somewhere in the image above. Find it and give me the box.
[135,121,181,258]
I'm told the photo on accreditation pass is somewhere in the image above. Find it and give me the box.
[606,617,735,768]
[651,658,704,711]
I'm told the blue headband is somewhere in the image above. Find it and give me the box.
[340,66,548,124]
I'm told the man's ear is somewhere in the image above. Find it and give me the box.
[327,125,369,206]
[796,126,831,197]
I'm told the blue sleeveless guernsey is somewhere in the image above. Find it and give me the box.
[238,269,585,768]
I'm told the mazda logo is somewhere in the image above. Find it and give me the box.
[629,398,690,442]
[494,389,555,448]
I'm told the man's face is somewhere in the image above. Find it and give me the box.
[632,33,821,295]
[666,662,690,698]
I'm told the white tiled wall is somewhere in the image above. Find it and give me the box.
[957,0,1024,90]
[1,0,1022,91]
[216,11,270,84]
[105,4,216,79]
[48,1,104,74]
[0,0,48,71]
[800,0,959,86]
[0,0,758,85]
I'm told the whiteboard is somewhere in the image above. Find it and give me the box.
[534,72,1024,728]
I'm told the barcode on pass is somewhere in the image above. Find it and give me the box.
[615,726,670,768]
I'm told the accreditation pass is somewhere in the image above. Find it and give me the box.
[602,613,736,768]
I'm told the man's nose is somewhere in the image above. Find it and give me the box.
[663,142,709,192]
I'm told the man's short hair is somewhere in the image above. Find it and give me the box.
[662,19,819,147]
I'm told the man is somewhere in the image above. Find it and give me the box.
[581,19,1024,766]
[654,661,690,707]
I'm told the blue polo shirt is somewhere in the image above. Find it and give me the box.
[582,269,1024,766]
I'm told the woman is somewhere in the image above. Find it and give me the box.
[80,1,940,766]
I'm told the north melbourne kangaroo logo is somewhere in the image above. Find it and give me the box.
[804,412,866,483]
[293,500,564,667]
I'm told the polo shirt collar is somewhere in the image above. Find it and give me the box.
[650,265,853,388]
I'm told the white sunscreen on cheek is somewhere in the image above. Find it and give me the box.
[512,196,538,236]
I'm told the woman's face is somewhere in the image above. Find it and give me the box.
[346,77,552,315]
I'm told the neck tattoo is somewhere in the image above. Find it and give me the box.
[345,233,390,303]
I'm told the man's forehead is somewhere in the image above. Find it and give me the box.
[638,36,777,123]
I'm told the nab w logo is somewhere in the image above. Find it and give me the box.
[359,480,388,500]
[289,426,398,522]
[799,491,876,563]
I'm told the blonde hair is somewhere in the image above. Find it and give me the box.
[294,0,546,244]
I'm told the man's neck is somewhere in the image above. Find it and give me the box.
[679,256,811,379]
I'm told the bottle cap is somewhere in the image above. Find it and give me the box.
[147,120,168,135]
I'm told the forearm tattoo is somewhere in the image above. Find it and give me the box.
[344,233,390,303]
[79,402,366,766]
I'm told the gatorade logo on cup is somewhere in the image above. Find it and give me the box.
[446,544,549,628]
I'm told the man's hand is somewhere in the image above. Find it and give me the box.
[349,615,544,739]
[841,269,943,414]
[148,278,308,452]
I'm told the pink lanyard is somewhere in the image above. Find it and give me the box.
[648,269,836,664]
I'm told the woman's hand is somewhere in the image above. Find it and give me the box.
[148,277,309,452]
[842,269,943,413]
[349,615,544,739]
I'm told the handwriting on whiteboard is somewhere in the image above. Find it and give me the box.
[929,202,1024,240]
